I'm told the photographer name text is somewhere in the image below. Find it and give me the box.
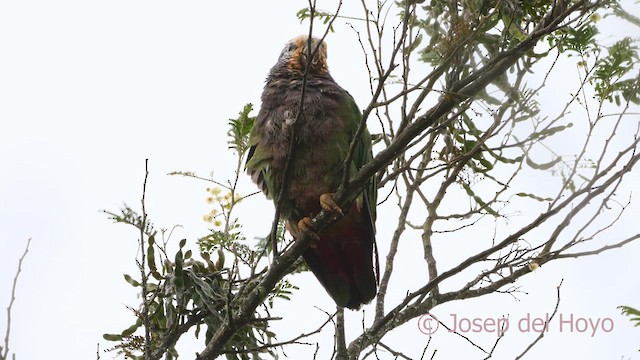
[418,313,614,336]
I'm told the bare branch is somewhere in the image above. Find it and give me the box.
[515,280,564,359]
[140,159,152,359]
[335,308,347,360]
[2,238,31,360]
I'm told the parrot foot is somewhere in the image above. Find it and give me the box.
[298,217,320,247]
[319,193,343,216]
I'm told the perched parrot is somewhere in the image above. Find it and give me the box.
[245,35,378,310]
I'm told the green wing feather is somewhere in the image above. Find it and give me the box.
[245,129,276,200]
[346,94,379,287]
[345,94,376,226]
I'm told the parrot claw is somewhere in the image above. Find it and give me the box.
[320,193,343,216]
[298,217,320,247]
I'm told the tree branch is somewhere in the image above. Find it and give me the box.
[515,280,564,359]
[2,238,31,360]
[335,308,347,360]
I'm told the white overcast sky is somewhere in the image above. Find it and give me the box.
[1,1,640,359]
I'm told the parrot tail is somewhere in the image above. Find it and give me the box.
[299,199,377,310]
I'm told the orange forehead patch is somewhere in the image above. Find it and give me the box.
[287,36,328,73]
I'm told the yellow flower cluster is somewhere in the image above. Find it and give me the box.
[202,187,242,227]
[202,210,222,227]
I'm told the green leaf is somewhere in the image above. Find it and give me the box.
[123,274,140,287]
[121,318,143,337]
[166,302,176,328]
[551,23,599,54]
[147,241,157,272]
[525,156,561,170]
[215,249,225,270]
[227,103,256,156]
[171,272,185,290]
[478,88,502,105]
[175,250,184,271]
[618,305,640,327]
[104,204,155,236]
[103,333,122,341]
[593,37,639,103]
[478,157,494,171]
[515,192,552,202]
[295,8,336,32]
[186,270,223,304]
[530,123,573,140]
[461,182,499,217]
[404,33,423,55]
[501,13,526,42]
[151,299,167,329]
[151,270,162,281]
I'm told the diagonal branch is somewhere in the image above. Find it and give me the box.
[515,280,564,359]
[2,238,32,360]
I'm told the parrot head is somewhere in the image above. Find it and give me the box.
[275,35,328,74]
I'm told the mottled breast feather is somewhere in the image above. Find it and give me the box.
[247,67,350,207]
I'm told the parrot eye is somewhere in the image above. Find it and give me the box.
[278,42,297,61]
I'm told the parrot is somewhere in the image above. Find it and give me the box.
[245,35,378,310]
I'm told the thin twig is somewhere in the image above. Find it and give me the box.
[2,238,31,360]
[515,280,564,359]
[140,159,152,359]
[218,310,336,355]
[554,234,640,259]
